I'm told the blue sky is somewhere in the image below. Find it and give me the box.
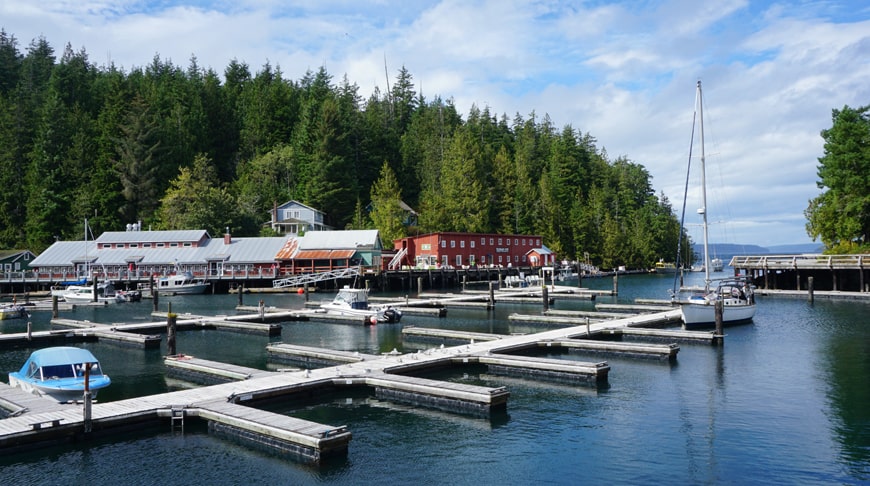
[4,0,870,247]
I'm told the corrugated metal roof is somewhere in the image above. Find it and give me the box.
[95,230,209,244]
[299,230,381,250]
[275,238,299,260]
[31,236,291,267]
[292,249,355,260]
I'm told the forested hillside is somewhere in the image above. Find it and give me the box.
[0,31,689,269]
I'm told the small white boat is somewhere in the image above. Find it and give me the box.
[320,286,402,324]
[711,257,724,272]
[139,272,209,295]
[8,346,111,403]
[0,302,28,320]
[60,281,118,303]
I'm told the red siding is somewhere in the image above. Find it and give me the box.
[394,232,546,268]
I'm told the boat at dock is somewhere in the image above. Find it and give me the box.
[654,260,678,273]
[672,81,756,328]
[0,302,28,320]
[320,286,402,324]
[58,281,119,303]
[7,346,111,403]
[138,272,209,295]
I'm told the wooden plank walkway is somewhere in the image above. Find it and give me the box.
[0,307,687,458]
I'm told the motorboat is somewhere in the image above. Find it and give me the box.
[320,286,402,324]
[711,257,724,272]
[139,272,209,295]
[115,289,142,302]
[8,346,111,403]
[0,302,28,320]
[654,260,678,273]
[59,281,118,303]
[673,82,756,328]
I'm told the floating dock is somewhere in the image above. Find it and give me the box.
[0,307,689,462]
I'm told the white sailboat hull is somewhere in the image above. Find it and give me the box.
[680,300,756,328]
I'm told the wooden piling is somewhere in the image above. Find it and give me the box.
[613,274,618,295]
[52,295,58,318]
[714,299,723,344]
[167,310,177,356]
[151,276,158,311]
[542,286,549,312]
[418,277,423,295]
[808,276,814,304]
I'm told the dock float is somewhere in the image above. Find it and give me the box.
[472,353,610,385]
[267,343,379,368]
[595,303,675,313]
[194,400,352,462]
[164,355,278,384]
[599,327,718,344]
[401,326,504,345]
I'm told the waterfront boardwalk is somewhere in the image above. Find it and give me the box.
[0,306,686,462]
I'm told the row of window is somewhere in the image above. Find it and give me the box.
[450,254,525,266]
[100,242,194,249]
[442,237,541,249]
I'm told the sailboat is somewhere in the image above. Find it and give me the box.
[676,81,756,329]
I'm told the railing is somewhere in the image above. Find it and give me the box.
[729,254,866,269]
[272,267,361,288]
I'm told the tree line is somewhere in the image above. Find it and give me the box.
[0,30,690,270]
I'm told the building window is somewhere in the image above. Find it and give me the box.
[450,240,455,248]
[456,255,462,266]
[490,238,494,245]
[143,243,151,248]
[522,238,526,245]
[183,242,192,247]
[24,253,29,260]
[441,240,446,248]
[481,237,485,245]
[536,239,541,246]
[498,255,503,263]
[442,255,449,267]
[523,255,527,262]
[157,243,165,248]
[170,243,179,247]
[102,244,111,249]
[515,238,518,245]
[469,254,475,265]
[460,241,465,248]
[130,243,138,248]
[470,241,475,249]
[515,255,519,262]
[498,238,503,245]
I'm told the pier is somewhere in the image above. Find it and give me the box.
[0,305,687,461]
[731,254,870,293]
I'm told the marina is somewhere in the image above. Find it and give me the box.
[0,272,867,483]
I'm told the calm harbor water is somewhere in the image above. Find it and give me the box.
[1,272,868,484]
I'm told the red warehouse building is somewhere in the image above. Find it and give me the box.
[393,232,554,269]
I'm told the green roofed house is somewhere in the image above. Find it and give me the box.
[0,250,37,275]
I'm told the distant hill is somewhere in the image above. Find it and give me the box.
[692,243,824,256]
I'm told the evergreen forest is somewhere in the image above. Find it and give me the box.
[0,31,690,270]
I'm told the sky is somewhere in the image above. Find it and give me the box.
[3,0,869,248]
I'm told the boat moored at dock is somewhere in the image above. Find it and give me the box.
[320,286,402,324]
[7,346,111,403]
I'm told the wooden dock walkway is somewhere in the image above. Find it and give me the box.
[0,306,690,461]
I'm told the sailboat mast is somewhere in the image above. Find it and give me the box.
[697,81,711,289]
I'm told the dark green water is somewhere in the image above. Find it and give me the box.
[1,273,868,484]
